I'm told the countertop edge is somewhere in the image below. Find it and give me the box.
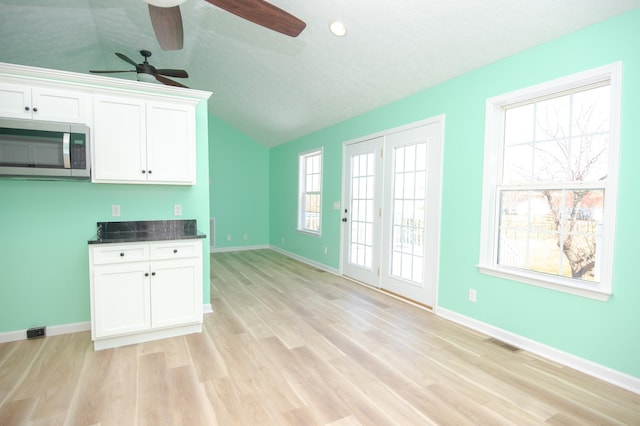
[88,232,207,245]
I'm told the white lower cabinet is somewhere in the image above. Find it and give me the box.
[89,239,203,350]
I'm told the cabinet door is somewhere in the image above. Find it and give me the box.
[93,262,151,338]
[150,257,202,329]
[0,83,31,119]
[92,95,147,182]
[146,101,196,184]
[0,83,88,123]
[31,87,88,124]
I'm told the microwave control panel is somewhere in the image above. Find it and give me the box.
[70,137,87,169]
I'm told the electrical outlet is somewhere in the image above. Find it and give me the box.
[324,246,328,255]
[243,234,248,240]
[227,234,231,241]
[111,205,121,217]
[468,289,477,303]
[174,204,182,216]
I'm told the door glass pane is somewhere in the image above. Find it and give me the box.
[390,143,427,284]
[349,153,375,269]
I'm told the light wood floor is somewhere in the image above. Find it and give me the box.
[1,249,639,425]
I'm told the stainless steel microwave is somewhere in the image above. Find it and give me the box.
[0,118,90,179]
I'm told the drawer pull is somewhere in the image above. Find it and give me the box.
[151,272,156,276]
[173,249,178,253]
[120,252,125,257]
[145,272,149,277]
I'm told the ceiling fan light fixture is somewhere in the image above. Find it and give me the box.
[329,21,347,37]
[144,0,186,7]
[137,73,158,84]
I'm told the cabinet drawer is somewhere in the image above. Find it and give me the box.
[91,244,149,265]
[149,241,199,260]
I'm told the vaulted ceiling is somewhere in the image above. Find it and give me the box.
[1,0,639,146]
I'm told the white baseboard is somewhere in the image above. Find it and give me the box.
[0,303,212,344]
[436,306,640,395]
[0,321,91,343]
[210,244,269,253]
[269,245,341,275]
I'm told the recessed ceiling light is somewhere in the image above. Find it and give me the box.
[329,21,347,37]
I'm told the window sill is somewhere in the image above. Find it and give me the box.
[297,229,321,238]
[476,264,611,302]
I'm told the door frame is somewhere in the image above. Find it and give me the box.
[339,115,445,308]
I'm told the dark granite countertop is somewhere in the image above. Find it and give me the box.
[88,219,206,244]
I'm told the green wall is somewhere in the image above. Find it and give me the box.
[209,115,269,249]
[268,9,640,378]
[0,101,211,333]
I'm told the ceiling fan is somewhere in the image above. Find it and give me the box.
[89,50,189,88]
[144,0,306,51]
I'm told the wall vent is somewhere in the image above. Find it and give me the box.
[485,337,521,353]
[210,218,215,248]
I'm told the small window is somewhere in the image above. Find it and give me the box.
[478,63,621,301]
[298,149,322,234]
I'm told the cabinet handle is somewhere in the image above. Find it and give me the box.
[173,249,178,253]
[33,107,38,112]
[148,170,152,174]
[151,272,156,276]
[145,272,149,277]
[141,170,146,174]
[120,252,125,257]
[24,106,30,111]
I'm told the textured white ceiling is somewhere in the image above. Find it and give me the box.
[1,0,639,146]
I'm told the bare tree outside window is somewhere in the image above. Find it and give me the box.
[498,84,610,281]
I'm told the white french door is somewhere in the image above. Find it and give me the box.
[341,137,384,286]
[341,117,443,307]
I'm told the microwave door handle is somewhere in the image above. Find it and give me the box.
[63,133,71,168]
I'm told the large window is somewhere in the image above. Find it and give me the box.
[478,63,621,301]
[298,149,322,234]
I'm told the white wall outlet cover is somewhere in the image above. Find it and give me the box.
[333,201,341,210]
[174,204,182,216]
[111,205,121,217]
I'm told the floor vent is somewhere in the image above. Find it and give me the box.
[485,337,522,353]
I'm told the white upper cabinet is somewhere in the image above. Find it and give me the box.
[92,95,147,182]
[92,95,196,185]
[146,101,196,184]
[0,62,210,185]
[0,82,88,124]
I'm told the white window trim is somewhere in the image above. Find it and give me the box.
[297,148,323,236]
[477,62,622,302]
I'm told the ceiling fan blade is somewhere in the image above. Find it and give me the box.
[148,5,184,51]
[90,69,136,74]
[155,74,189,88]
[156,69,189,78]
[205,0,306,37]
[115,52,139,67]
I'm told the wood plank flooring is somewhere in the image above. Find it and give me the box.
[1,249,639,425]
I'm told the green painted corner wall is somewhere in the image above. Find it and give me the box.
[0,100,211,333]
[268,9,640,379]
[208,115,269,249]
